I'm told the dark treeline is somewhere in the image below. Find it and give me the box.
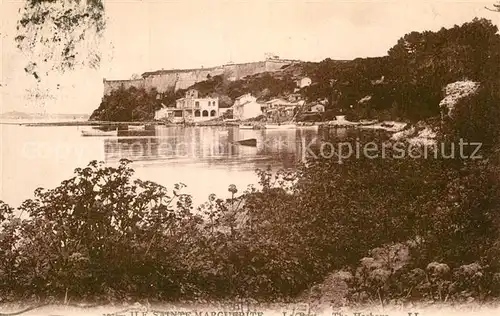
[302,18,500,121]
[90,87,162,122]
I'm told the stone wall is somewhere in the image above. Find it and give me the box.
[102,79,145,95]
[102,59,298,96]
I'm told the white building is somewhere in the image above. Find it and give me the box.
[296,77,312,89]
[264,98,304,114]
[232,94,264,120]
[265,98,291,110]
[154,104,170,120]
[154,89,219,122]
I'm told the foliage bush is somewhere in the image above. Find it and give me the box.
[443,81,500,149]
[1,128,500,303]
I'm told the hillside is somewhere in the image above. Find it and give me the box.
[90,18,500,123]
[90,64,312,121]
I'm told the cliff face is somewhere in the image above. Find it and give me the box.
[103,59,296,96]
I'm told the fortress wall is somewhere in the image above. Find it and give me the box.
[222,61,267,81]
[103,79,145,95]
[174,67,225,90]
[265,59,297,72]
[103,60,296,96]
[143,73,179,94]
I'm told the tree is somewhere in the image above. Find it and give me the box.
[16,0,106,80]
[485,1,500,11]
[90,86,161,121]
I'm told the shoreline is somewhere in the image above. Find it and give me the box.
[0,120,242,127]
[0,120,408,132]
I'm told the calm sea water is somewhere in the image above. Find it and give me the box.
[0,123,351,208]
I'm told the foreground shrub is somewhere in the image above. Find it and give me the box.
[1,131,500,303]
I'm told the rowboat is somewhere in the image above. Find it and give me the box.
[128,125,146,131]
[297,124,319,130]
[81,129,118,137]
[239,124,254,130]
[359,119,378,126]
[235,138,257,147]
[265,123,296,130]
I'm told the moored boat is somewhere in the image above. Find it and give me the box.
[358,119,379,126]
[297,124,319,130]
[81,129,118,137]
[239,124,254,130]
[265,123,296,130]
[236,138,257,147]
[128,125,146,131]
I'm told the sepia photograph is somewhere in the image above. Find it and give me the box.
[1,0,500,315]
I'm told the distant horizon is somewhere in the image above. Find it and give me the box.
[0,110,91,116]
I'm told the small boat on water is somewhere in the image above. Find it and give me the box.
[265,111,298,130]
[358,119,379,126]
[81,129,118,137]
[265,123,296,130]
[235,138,257,147]
[128,125,146,131]
[297,124,319,130]
[239,124,254,130]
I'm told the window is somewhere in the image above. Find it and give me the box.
[174,110,183,118]
[195,101,200,107]
[202,110,209,117]
[194,110,201,117]
[210,110,216,117]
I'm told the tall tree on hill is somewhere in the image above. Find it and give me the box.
[485,1,500,11]
[16,0,106,81]
[383,18,500,120]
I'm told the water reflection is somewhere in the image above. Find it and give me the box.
[0,124,356,208]
[103,126,350,168]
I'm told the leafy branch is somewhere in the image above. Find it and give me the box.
[485,1,500,11]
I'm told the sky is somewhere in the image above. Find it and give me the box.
[0,0,499,114]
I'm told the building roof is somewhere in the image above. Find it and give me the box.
[266,98,300,107]
[237,100,253,107]
[141,59,300,78]
[266,98,286,104]
[235,93,254,100]
[142,67,219,78]
[234,100,264,108]
[267,98,299,105]
[176,96,218,102]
